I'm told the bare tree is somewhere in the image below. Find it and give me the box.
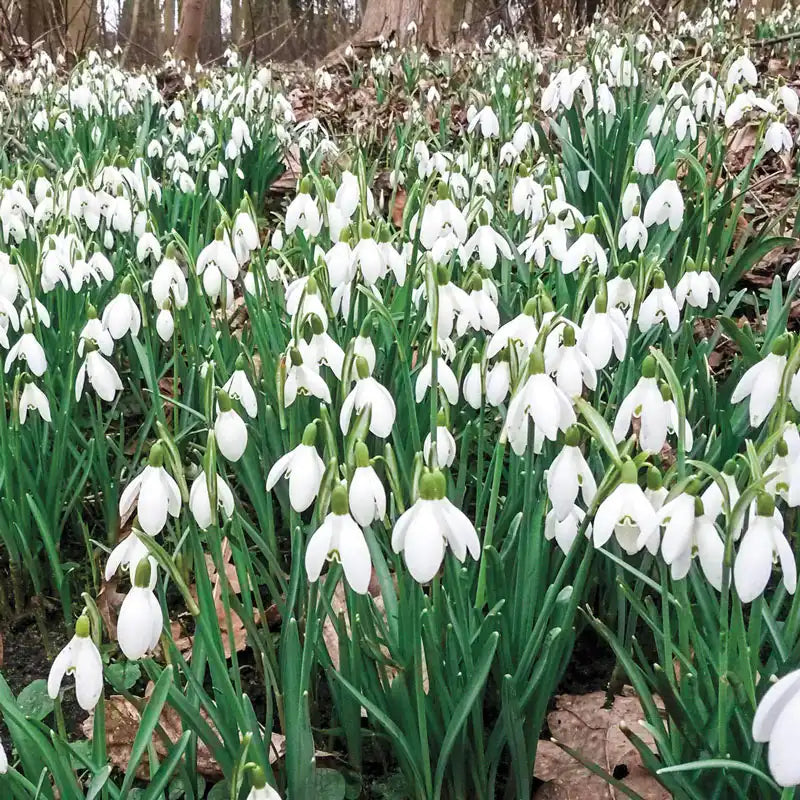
[175,0,207,62]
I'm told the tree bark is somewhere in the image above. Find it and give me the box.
[163,0,176,51]
[174,0,206,62]
[351,0,455,48]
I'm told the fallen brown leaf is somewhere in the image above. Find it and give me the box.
[83,685,222,780]
[533,688,669,800]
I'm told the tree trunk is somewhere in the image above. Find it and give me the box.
[174,0,206,62]
[163,0,176,51]
[199,0,221,61]
[352,0,455,48]
[67,0,95,51]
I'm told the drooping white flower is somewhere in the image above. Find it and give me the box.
[415,355,459,405]
[546,506,591,555]
[487,299,538,360]
[547,427,597,521]
[731,338,789,427]
[752,668,800,787]
[765,121,793,154]
[0,738,6,774]
[232,211,261,265]
[643,180,684,231]
[700,460,743,539]
[592,460,658,552]
[613,357,670,452]
[189,470,236,530]
[617,216,648,252]
[117,560,162,660]
[340,357,396,438]
[285,185,322,238]
[735,494,797,603]
[467,105,500,138]
[19,379,51,424]
[215,393,248,462]
[222,360,258,418]
[196,234,239,300]
[152,249,189,309]
[424,416,457,468]
[546,324,597,399]
[766,426,800,507]
[105,529,155,586]
[266,423,326,513]
[392,470,480,584]
[305,484,372,594]
[118,443,181,535]
[674,265,720,309]
[505,347,576,456]
[725,54,758,92]
[462,221,513,270]
[102,277,142,339]
[47,616,103,711]
[418,194,468,250]
[349,442,386,527]
[562,231,608,276]
[463,356,484,409]
[284,348,332,407]
[580,293,628,369]
[659,491,723,587]
[156,307,174,341]
[633,139,656,174]
[5,327,46,376]
[638,270,680,333]
[75,346,123,402]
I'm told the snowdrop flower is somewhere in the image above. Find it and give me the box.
[547,426,597,520]
[562,229,608,275]
[776,85,799,116]
[5,325,46,376]
[156,306,174,341]
[47,616,103,711]
[102,276,141,339]
[546,506,591,554]
[633,139,656,174]
[659,490,723,587]
[505,347,576,455]
[613,357,670,452]
[617,216,648,252]
[701,459,742,538]
[463,355,484,409]
[152,247,189,309]
[119,443,181,535]
[621,183,641,220]
[462,218,513,270]
[752,668,800,787]
[285,182,322,238]
[232,210,260,265]
[731,336,789,427]
[105,530,154,587]
[215,391,248,462]
[0,739,6,774]
[546,324,597,399]
[674,262,720,309]
[638,270,680,333]
[189,469,235,529]
[486,355,511,406]
[117,560,162,660]
[424,413,457,468]
[725,54,758,92]
[468,105,500,138]
[392,470,480,583]
[306,484,372,594]
[286,276,329,330]
[196,232,239,298]
[222,358,258,418]
[643,179,684,231]
[735,493,796,603]
[341,357,396,437]
[349,442,386,527]
[246,767,283,800]
[593,460,658,552]
[580,289,628,369]
[418,191,468,249]
[266,423,326,513]
[19,378,51,424]
[75,341,123,402]
[416,355,459,404]
[284,348,331,406]
[487,299,538,359]
[765,121,793,154]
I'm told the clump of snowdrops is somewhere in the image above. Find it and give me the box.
[0,15,799,800]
